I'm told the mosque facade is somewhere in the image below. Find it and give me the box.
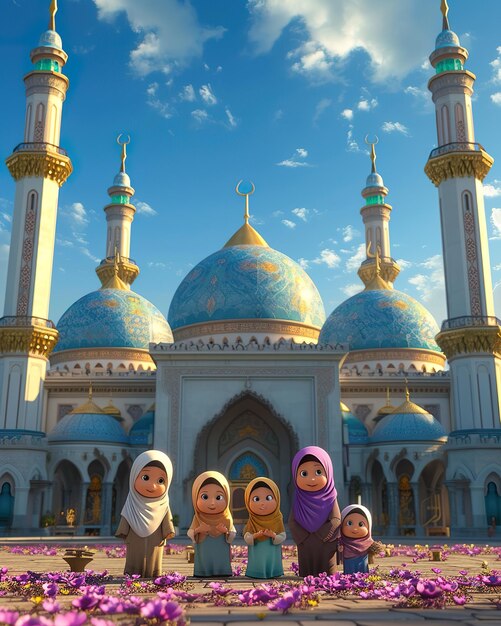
[0,2,500,539]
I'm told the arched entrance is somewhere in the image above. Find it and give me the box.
[395,459,416,535]
[370,460,388,535]
[485,474,501,526]
[112,459,131,531]
[52,461,82,526]
[84,460,105,527]
[0,479,14,528]
[192,392,297,523]
[419,460,449,534]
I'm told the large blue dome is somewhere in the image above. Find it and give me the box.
[48,405,128,444]
[54,288,173,352]
[168,245,325,331]
[129,408,154,446]
[319,288,441,352]
[371,399,446,443]
[341,402,369,444]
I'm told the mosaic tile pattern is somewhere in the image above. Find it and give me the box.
[48,412,128,444]
[129,409,154,445]
[55,288,173,352]
[319,288,441,352]
[168,245,325,330]
[372,410,446,443]
[341,408,369,444]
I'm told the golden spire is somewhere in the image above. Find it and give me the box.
[365,135,379,174]
[364,242,390,291]
[69,382,106,415]
[88,381,93,401]
[223,180,269,248]
[441,0,450,30]
[117,134,130,174]
[101,249,128,290]
[405,381,410,402]
[49,0,58,31]
[386,387,391,406]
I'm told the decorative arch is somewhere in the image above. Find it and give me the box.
[52,460,83,526]
[418,459,449,532]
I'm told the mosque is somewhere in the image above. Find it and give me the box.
[0,2,500,539]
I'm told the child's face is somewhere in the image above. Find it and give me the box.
[342,512,369,538]
[134,466,167,498]
[197,483,227,514]
[296,460,327,491]
[248,486,277,515]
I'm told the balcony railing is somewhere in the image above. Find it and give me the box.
[441,315,501,331]
[0,315,56,329]
[12,142,68,157]
[99,255,138,266]
[428,142,485,159]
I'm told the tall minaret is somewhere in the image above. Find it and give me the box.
[357,138,400,287]
[0,1,72,431]
[95,135,139,288]
[425,1,501,430]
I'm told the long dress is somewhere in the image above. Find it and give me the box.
[244,532,285,578]
[288,500,341,577]
[188,531,235,577]
[343,553,369,574]
[116,513,175,578]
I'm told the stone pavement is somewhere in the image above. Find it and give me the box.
[0,539,500,625]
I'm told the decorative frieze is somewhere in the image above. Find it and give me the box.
[0,324,59,358]
[425,150,493,186]
[436,325,501,359]
[6,151,72,186]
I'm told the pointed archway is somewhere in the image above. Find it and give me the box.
[191,391,298,523]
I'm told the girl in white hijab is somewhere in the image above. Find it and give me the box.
[115,450,175,577]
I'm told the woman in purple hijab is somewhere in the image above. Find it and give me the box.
[289,446,341,576]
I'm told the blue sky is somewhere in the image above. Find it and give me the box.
[1,0,500,327]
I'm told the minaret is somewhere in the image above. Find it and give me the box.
[425,1,501,430]
[95,135,139,287]
[0,1,72,431]
[357,138,400,287]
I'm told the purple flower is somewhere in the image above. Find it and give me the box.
[416,580,443,599]
[431,568,442,574]
[53,613,87,626]
[71,594,100,610]
[42,582,59,597]
[14,617,53,626]
[90,619,115,626]
[0,610,19,625]
[140,599,183,621]
[42,599,61,614]
[453,595,467,605]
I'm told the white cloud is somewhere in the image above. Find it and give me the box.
[179,84,196,101]
[382,121,409,135]
[277,147,310,168]
[148,261,167,268]
[94,0,224,76]
[341,108,353,121]
[313,248,341,269]
[484,181,501,198]
[357,97,378,111]
[346,126,361,153]
[272,210,284,217]
[345,243,366,272]
[341,283,363,297]
[491,93,501,106]
[404,85,428,101]
[69,202,88,227]
[80,247,100,263]
[491,207,501,239]
[191,109,209,123]
[199,84,217,105]
[135,200,157,216]
[313,98,332,125]
[490,46,501,83]
[292,207,309,222]
[282,219,296,229]
[225,107,237,128]
[407,254,446,323]
[56,238,74,248]
[274,109,284,121]
[341,225,360,242]
[298,258,309,269]
[146,82,173,118]
[247,0,437,82]
[395,258,412,270]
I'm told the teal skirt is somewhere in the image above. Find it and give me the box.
[246,538,283,579]
[194,534,232,577]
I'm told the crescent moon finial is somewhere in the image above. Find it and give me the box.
[116,134,131,173]
[235,180,255,224]
[365,134,379,174]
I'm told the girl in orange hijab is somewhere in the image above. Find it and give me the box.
[187,471,236,577]
[243,477,286,578]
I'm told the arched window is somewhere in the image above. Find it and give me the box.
[440,105,450,145]
[455,103,466,143]
[25,104,32,142]
[34,103,45,142]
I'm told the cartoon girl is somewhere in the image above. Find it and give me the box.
[339,504,379,574]
[115,450,175,578]
[188,471,236,577]
[289,446,341,576]
[243,477,286,578]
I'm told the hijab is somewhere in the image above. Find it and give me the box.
[292,446,337,533]
[340,504,374,559]
[121,450,173,538]
[243,477,285,541]
[189,471,233,541]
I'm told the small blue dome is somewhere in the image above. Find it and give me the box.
[38,30,62,50]
[435,29,460,49]
[129,409,154,445]
[168,245,325,331]
[365,172,384,188]
[371,403,446,443]
[48,411,128,444]
[319,288,441,352]
[113,172,131,188]
[55,288,173,352]
[341,403,369,444]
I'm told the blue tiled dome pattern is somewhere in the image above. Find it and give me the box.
[129,410,154,445]
[319,288,441,352]
[341,407,369,444]
[435,29,460,49]
[371,410,446,443]
[55,288,173,352]
[168,245,325,330]
[48,412,128,444]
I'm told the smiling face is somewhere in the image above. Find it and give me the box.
[134,465,168,498]
[197,483,227,515]
[296,459,327,491]
[342,512,369,538]
[248,486,277,516]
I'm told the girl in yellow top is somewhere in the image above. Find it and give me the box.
[243,477,286,578]
[187,471,236,577]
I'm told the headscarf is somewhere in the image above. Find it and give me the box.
[121,450,173,538]
[243,477,285,541]
[292,446,337,533]
[189,471,233,542]
[340,504,374,559]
